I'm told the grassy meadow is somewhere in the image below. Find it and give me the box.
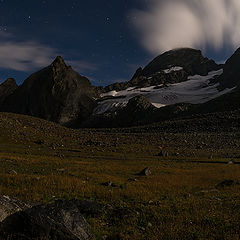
[0,112,240,239]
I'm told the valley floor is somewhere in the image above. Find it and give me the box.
[0,112,240,239]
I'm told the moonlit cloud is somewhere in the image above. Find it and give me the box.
[0,32,57,71]
[0,32,98,74]
[131,0,240,54]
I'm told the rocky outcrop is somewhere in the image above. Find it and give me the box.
[1,56,98,127]
[0,78,18,105]
[0,199,96,240]
[0,196,31,222]
[82,95,157,128]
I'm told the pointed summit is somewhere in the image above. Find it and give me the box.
[51,56,67,69]
[1,56,98,127]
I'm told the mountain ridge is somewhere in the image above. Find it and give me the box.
[1,47,240,128]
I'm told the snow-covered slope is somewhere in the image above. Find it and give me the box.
[94,69,235,115]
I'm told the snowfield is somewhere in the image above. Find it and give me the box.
[94,69,235,115]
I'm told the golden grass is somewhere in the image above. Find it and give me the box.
[1,149,240,239]
[0,112,240,239]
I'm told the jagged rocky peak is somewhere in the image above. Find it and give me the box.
[0,78,18,105]
[52,55,67,67]
[141,48,220,77]
[1,56,98,127]
[50,56,70,74]
[105,48,221,92]
[131,67,143,80]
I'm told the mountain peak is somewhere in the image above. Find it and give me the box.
[142,47,219,77]
[51,56,67,68]
[164,47,201,54]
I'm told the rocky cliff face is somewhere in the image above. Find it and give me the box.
[1,57,99,127]
[0,78,18,105]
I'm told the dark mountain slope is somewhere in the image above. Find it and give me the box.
[219,47,240,89]
[0,78,18,105]
[1,57,99,127]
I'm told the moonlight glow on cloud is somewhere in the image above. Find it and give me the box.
[132,0,240,54]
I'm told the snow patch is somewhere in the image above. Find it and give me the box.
[95,69,235,114]
[163,66,183,74]
[100,90,118,98]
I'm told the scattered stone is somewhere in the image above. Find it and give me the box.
[158,149,169,157]
[1,199,95,240]
[120,184,126,189]
[8,170,17,175]
[34,139,45,145]
[216,179,240,188]
[0,196,31,222]
[147,222,153,228]
[101,181,117,187]
[102,181,112,187]
[54,153,65,159]
[137,167,151,176]
[128,178,138,182]
[195,189,219,196]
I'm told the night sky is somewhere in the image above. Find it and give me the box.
[0,0,236,86]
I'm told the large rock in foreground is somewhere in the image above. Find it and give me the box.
[0,196,31,222]
[1,199,95,240]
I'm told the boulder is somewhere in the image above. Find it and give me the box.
[216,180,240,188]
[0,199,95,240]
[0,196,31,222]
[158,149,169,157]
[137,167,151,176]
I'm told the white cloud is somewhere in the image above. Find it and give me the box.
[131,0,240,54]
[0,32,98,74]
[0,32,57,71]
